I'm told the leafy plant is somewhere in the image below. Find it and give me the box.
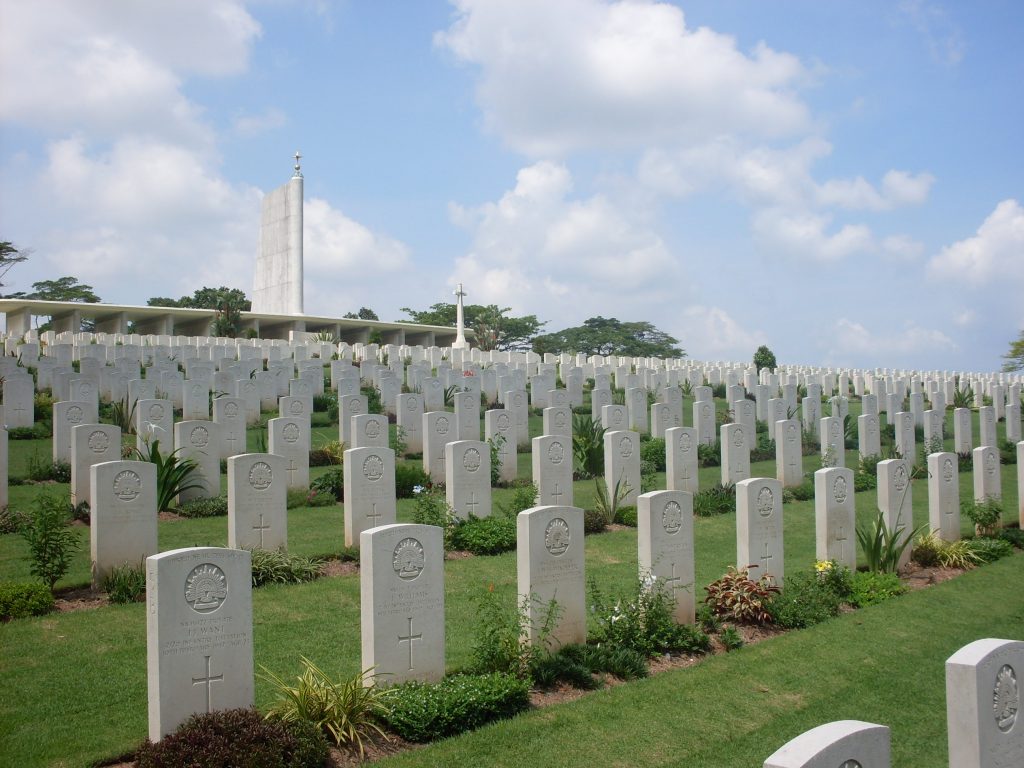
[848,571,906,607]
[0,506,29,534]
[912,532,980,569]
[640,437,666,472]
[395,463,430,499]
[381,673,530,744]
[412,487,456,547]
[962,498,1003,537]
[719,626,744,651]
[703,567,779,625]
[469,586,539,679]
[132,439,204,511]
[19,493,81,591]
[450,515,517,555]
[593,476,632,526]
[952,383,974,409]
[697,440,721,467]
[855,510,925,574]
[768,566,850,629]
[310,468,343,501]
[261,658,387,754]
[0,581,55,619]
[572,414,606,478]
[693,483,736,517]
[102,563,146,604]
[250,549,324,586]
[286,487,335,509]
[967,537,1014,564]
[176,496,229,518]
[135,707,328,768]
[487,433,505,487]
[108,397,138,435]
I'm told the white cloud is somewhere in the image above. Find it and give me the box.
[0,0,260,143]
[881,234,925,261]
[304,198,410,276]
[817,170,934,211]
[953,309,976,327]
[928,199,1024,285]
[675,306,762,361]
[752,208,875,262]
[448,161,680,327]
[436,0,811,155]
[234,108,288,137]
[898,1,965,66]
[830,318,957,366]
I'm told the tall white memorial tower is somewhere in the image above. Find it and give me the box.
[452,283,469,349]
[253,153,304,315]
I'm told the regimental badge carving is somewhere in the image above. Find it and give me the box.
[149,403,165,421]
[363,454,384,481]
[548,442,565,464]
[282,422,300,444]
[894,465,909,492]
[680,432,692,452]
[393,538,425,581]
[994,664,1019,733]
[88,430,110,454]
[513,394,524,407]
[406,397,417,411]
[225,402,239,418]
[190,426,209,448]
[619,436,634,458]
[839,761,863,768]
[555,412,567,429]
[544,517,570,557]
[289,400,303,416]
[612,409,623,426]
[787,423,797,441]
[365,419,381,439]
[437,416,450,435]
[986,451,997,476]
[113,470,142,501]
[463,448,482,472]
[732,428,744,448]
[942,458,954,482]
[249,461,273,490]
[834,476,848,504]
[757,487,775,517]
[662,501,683,535]
[497,413,510,429]
[67,405,83,424]
[702,404,711,419]
[184,563,228,614]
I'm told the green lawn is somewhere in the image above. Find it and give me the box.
[0,393,1021,766]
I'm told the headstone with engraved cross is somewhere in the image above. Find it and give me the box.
[227,453,286,550]
[775,419,803,487]
[721,423,751,485]
[638,490,695,624]
[928,451,961,542]
[604,430,641,506]
[2,375,34,429]
[268,416,310,489]
[877,458,914,570]
[737,477,784,585]
[422,411,453,484]
[532,435,574,508]
[973,445,1002,504]
[174,420,221,502]
[666,426,699,494]
[360,523,444,685]
[396,393,424,454]
[53,400,89,463]
[763,720,891,768]
[146,546,253,741]
[71,424,122,507]
[813,467,856,570]
[212,396,247,460]
[344,447,396,547]
[946,638,1024,768]
[484,409,517,484]
[90,459,157,587]
[351,413,389,450]
[445,440,491,520]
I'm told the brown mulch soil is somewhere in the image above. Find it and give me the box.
[898,562,967,590]
[54,585,109,612]
[322,559,359,578]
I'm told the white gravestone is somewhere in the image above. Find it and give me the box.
[90,460,157,586]
[954,407,974,454]
[813,467,856,571]
[666,426,699,494]
[212,396,247,459]
[136,399,173,453]
[422,411,453,484]
[591,388,612,422]
[736,477,784,585]
[973,445,1002,503]
[360,524,445,686]
[485,410,517,484]
[2,376,34,428]
[227,454,287,550]
[268,416,310,489]
[927,451,960,542]
[894,411,916,463]
[351,414,389,449]
[693,400,716,446]
[763,720,890,768]
[858,413,881,459]
[604,430,641,506]
[946,638,1024,768]
[182,381,210,421]
[454,390,480,442]
[71,424,122,507]
[517,505,586,647]
[532,435,573,507]
[542,405,573,438]
[53,400,89,463]
[776,419,803,488]
[344,447,397,547]
[637,490,695,624]
[820,415,845,468]
[174,421,221,502]
[396,393,424,454]
[721,423,750,485]
[601,403,628,432]
[445,440,491,519]
[979,405,997,448]
[626,387,649,434]
[278,394,313,421]
[146,547,253,741]
[339,393,368,449]
[877,458,914,570]
[505,390,530,447]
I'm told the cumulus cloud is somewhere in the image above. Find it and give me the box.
[829,318,957,368]
[751,208,874,262]
[304,198,410,276]
[448,161,680,327]
[928,199,1024,285]
[675,306,762,361]
[234,108,288,137]
[436,0,811,155]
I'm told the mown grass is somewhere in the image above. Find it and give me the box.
[0,394,1020,766]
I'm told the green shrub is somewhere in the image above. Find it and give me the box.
[853,471,877,492]
[103,563,146,604]
[395,464,430,499]
[0,581,55,619]
[0,506,29,534]
[450,515,516,555]
[583,508,606,534]
[768,569,845,629]
[381,673,530,743]
[614,506,637,527]
[719,626,744,651]
[19,493,81,590]
[967,537,1014,563]
[309,468,343,501]
[176,496,229,519]
[783,479,814,502]
[640,438,666,471]
[912,532,981,569]
[703,567,779,625]
[593,476,632,526]
[133,440,203,511]
[693,483,735,517]
[531,643,650,688]
[849,571,906,608]
[262,659,386,754]
[469,587,539,679]
[962,498,1004,536]
[573,414,606,478]
[497,483,539,517]
[998,527,1024,549]
[134,707,328,768]
[8,425,50,440]
[250,549,324,587]
[286,488,335,509]
[411,488,455,547]
[697,441,720,467]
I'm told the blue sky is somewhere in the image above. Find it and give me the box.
[1,0,1022,371]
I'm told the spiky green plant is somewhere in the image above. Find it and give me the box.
[856,510,926,574]
[572,414,606,478]
[132,439,204,511]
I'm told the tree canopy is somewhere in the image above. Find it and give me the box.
[532,316,685,358]
[753,345,777,372]
[0,241,30,288]
[398,302,545,351]
[343,307,379,320]
[1003,330,1024,372]
[147,286,250,338]
[6,276,101,303]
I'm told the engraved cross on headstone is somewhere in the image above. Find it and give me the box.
[225,430,239,454]
[466,491,479,515]
[551,483,563,503]
[663,562,682,594]
[397,617,422,671]
[835,525,848,562]
[253,514,270,548]
[367,502,382,524]
[760,541,773,576]
[192,655,224,713]
[286,459,298,484]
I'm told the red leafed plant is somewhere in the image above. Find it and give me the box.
[703,566,780,625]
